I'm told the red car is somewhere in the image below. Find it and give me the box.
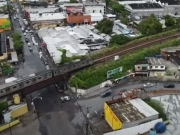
[118,91,123,95]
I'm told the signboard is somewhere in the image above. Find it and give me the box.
[107,67,123,79]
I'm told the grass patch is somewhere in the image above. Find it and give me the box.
[70,38,180,89]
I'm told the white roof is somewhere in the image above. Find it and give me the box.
[25,7,58,13]
[30,13,66,22]
[0,2,7,7]
[61,44,78,54]
[77,44,89,50]
[90,13,103,22]
[43,37,62,64]
[106,14,116,18]
[129,98,159,117]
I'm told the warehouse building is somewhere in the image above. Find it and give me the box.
[104,98,159,130]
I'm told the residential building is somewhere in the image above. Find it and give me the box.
[161,47,180,70]
[134,59,149,77]
[84,2,106,15]
[29,12,66,28]
[0,1,6,7]
[148,57,166,77]
[22,1,48,8]
[24,7,59,14]
[89,13,103,24]
[67,12,91,25]
[0,14,11,33]
[63,3,83,12]
[125,3,165,18]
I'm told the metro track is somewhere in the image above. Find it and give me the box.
[93,33,180,65]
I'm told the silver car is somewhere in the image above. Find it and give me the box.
[143,83,153,88]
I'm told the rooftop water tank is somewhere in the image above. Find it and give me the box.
[155,122,166,134]
[149,128,156,135]
[13,94,20,105]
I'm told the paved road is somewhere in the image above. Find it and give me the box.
[11,8,46,77]
[77,81,180,116]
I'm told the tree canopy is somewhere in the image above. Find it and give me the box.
[110,35,131,45]
[12,32,23,54]
[0,5,14,15]
[164,15,175,27]
[95,18,113,34]
[138,14,162,35]
[69,0,78,3]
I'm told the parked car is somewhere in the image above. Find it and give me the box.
[61,96,70,101]
[100,89,112,98]
[143,83,153,88]
[164,83,175,88]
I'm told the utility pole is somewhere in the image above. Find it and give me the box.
[85,107,91,135]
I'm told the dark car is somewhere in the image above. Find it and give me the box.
[164,83,175,88]
[100,89,112,98]
[25,38,29,43]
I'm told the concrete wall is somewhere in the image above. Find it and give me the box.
[11,104,28,118]
[0,119,20,132]
[103,118,163,135]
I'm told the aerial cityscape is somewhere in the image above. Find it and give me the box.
[0,0,180,135]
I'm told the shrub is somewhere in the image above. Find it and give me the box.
[70,39,180,89]
[144,99,167,120]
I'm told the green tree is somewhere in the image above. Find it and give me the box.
[61,50,72,64]
[112,3,125,14]
[176,18,180,31]
[121,17,129,25]
[138,14,162,35]
[145,99,167,120]
[164,15,175,27]
[95,18,113,34]
[0,5,15,15]
[105,0,111,7]
[12,32,22,41]
[110,35,131,45]
[14,40,23,53]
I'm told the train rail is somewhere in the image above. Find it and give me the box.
[93,33,180,64]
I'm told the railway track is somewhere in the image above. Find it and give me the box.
[93,33,180,64]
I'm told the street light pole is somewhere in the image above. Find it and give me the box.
[9,120,12,135]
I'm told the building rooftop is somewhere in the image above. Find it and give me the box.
[0,14,8,19]
[30,12,66,22]
[108,98,158,123]
[25,7,59,13]
[135,59,148,65]
[129,3,163,9]
[148,57,163,65]
[84,2,105,6]
[158,0,180,5]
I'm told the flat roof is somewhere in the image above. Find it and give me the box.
[25,7,59,13]
[129,3,163,9]
[84,2,105,6]
[0,14,8,18]
[149,57,163,65]
[108,98,158,123]
[30,13,66,22]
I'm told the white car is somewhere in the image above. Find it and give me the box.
[23,33,26,36]
[46,65,50,70]
[143,83,153,88]
[28,42,31,47]
[61,96,70,101]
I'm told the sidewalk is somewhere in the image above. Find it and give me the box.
[1,112,41,135]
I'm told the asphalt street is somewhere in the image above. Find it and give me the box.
[77,81,180,118]
[11,11,46,77]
